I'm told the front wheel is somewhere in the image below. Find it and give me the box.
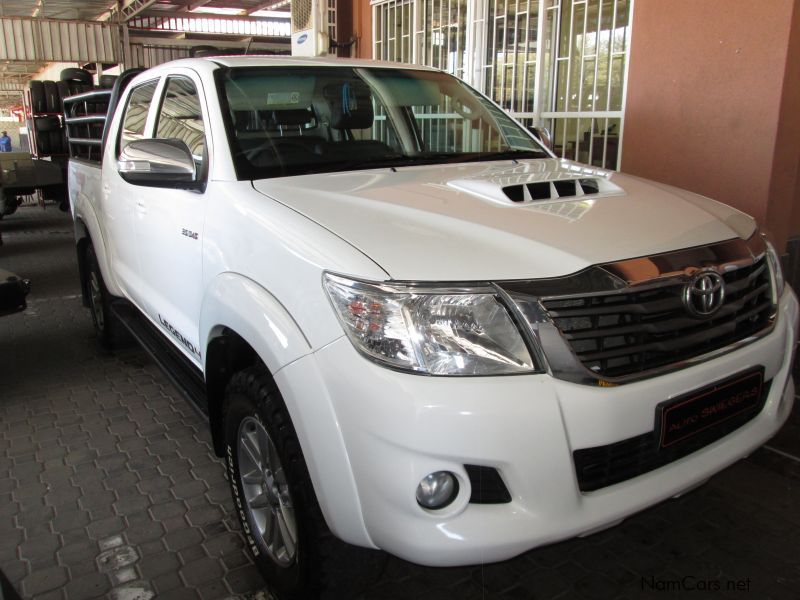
[224,367,325,598]
[223,367,386,599]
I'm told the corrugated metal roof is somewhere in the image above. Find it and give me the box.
[0,0,291,106]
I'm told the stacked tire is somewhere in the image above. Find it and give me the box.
[28,68,103,158]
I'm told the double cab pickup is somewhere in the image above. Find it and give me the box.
[67,56,798,598]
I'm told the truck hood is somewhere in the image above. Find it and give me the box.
[252,159,756,281]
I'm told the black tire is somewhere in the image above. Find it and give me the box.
[56,81,71,109]
[44,80,59,113]
[85,244,122,348]
[1,191,19,216]
[36,131,51,155]
[50,130,64,155]
[29,80,46,113]
[99,74,117,89]
[34,116,60,132]
[190,45,219,57]
[60,67,92,84]
[224,367,385,599]
[78,82,96,114]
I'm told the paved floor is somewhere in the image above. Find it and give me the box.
[1,205,799,600]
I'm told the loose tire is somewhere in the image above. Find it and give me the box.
[224,367,385,599]
[1,191,18,217]
[99,74,117,89]
[29,80,46,113]
[60,67,92,84]
[56,81,71,110]
[34,116,60,132]
[85,245,121,348]
[35,132,51,156]
[43,80,59,113]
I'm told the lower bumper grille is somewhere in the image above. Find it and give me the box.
[465,465,511,503]
[572,380,771,492]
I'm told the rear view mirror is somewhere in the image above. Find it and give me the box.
[117,139,200,189]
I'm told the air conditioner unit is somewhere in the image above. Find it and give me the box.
[291,0,329,57]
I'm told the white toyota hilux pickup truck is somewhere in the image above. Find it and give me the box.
[67,56,798,598]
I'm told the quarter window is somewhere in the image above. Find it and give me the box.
[119,80,158,155]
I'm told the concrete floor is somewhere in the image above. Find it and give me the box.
[1,205,799,600]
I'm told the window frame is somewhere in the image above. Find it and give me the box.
[153,75,209,178]
[116,78,161,159]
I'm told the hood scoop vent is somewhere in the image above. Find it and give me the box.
[503,178,602,202]
[448,175,622,207]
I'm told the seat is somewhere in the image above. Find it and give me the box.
[320,80,394,160]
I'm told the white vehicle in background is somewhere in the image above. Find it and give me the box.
[66,56,798,599]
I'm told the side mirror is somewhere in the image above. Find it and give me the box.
[529,126,553,151]
[117,139,199,189]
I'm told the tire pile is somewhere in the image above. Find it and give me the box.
[28,68,116,157]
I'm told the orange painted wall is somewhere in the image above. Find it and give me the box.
[768,0,800,247]
[353,0,372,59]
[621,0,800,250]
[332,1,371,58]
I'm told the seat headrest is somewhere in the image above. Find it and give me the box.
[324,81,374,130]
[271,108,315,128]
[234,111,264,132]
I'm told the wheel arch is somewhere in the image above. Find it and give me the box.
[73,202,122,299]
[200,273,313,456]
[201,274,373,547]
[204,327,259,456]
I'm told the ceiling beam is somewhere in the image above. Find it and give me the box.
[130,10,289,23]
[246,0,291,16]
[128,33,288,51]
[186,0,214,10]
[101,0,159,22]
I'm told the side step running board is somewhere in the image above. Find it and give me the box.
[111,301,208,418]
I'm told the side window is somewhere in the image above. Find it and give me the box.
[119,80,158,155]
[156,77,206,169]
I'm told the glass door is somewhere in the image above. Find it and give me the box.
[372,0,633,170]
[542,0,631,169]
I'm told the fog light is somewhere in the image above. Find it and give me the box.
[416,471,458,509]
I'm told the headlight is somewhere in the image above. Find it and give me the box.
[323,273,538,376]
[764,238,785,302]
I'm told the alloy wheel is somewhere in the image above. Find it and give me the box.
[237,416,298,567]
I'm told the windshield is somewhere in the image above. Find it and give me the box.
[217,66,549,179]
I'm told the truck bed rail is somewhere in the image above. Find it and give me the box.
[63,89,112,162]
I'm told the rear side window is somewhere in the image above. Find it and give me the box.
[119,80,158,155]
[155,77,206,169]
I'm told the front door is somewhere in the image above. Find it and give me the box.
[133,72,209,367]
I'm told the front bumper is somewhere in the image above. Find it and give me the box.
[279,287,798,567]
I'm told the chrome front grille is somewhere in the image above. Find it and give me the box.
[539,257,774,378]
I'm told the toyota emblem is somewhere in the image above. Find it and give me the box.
[683,270,725,318]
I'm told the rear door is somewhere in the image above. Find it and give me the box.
[133,70,209,366]
[104,77,160,306]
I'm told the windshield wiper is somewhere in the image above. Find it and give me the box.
[318,155,421,171]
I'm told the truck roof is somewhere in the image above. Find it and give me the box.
[160,55,440,71]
